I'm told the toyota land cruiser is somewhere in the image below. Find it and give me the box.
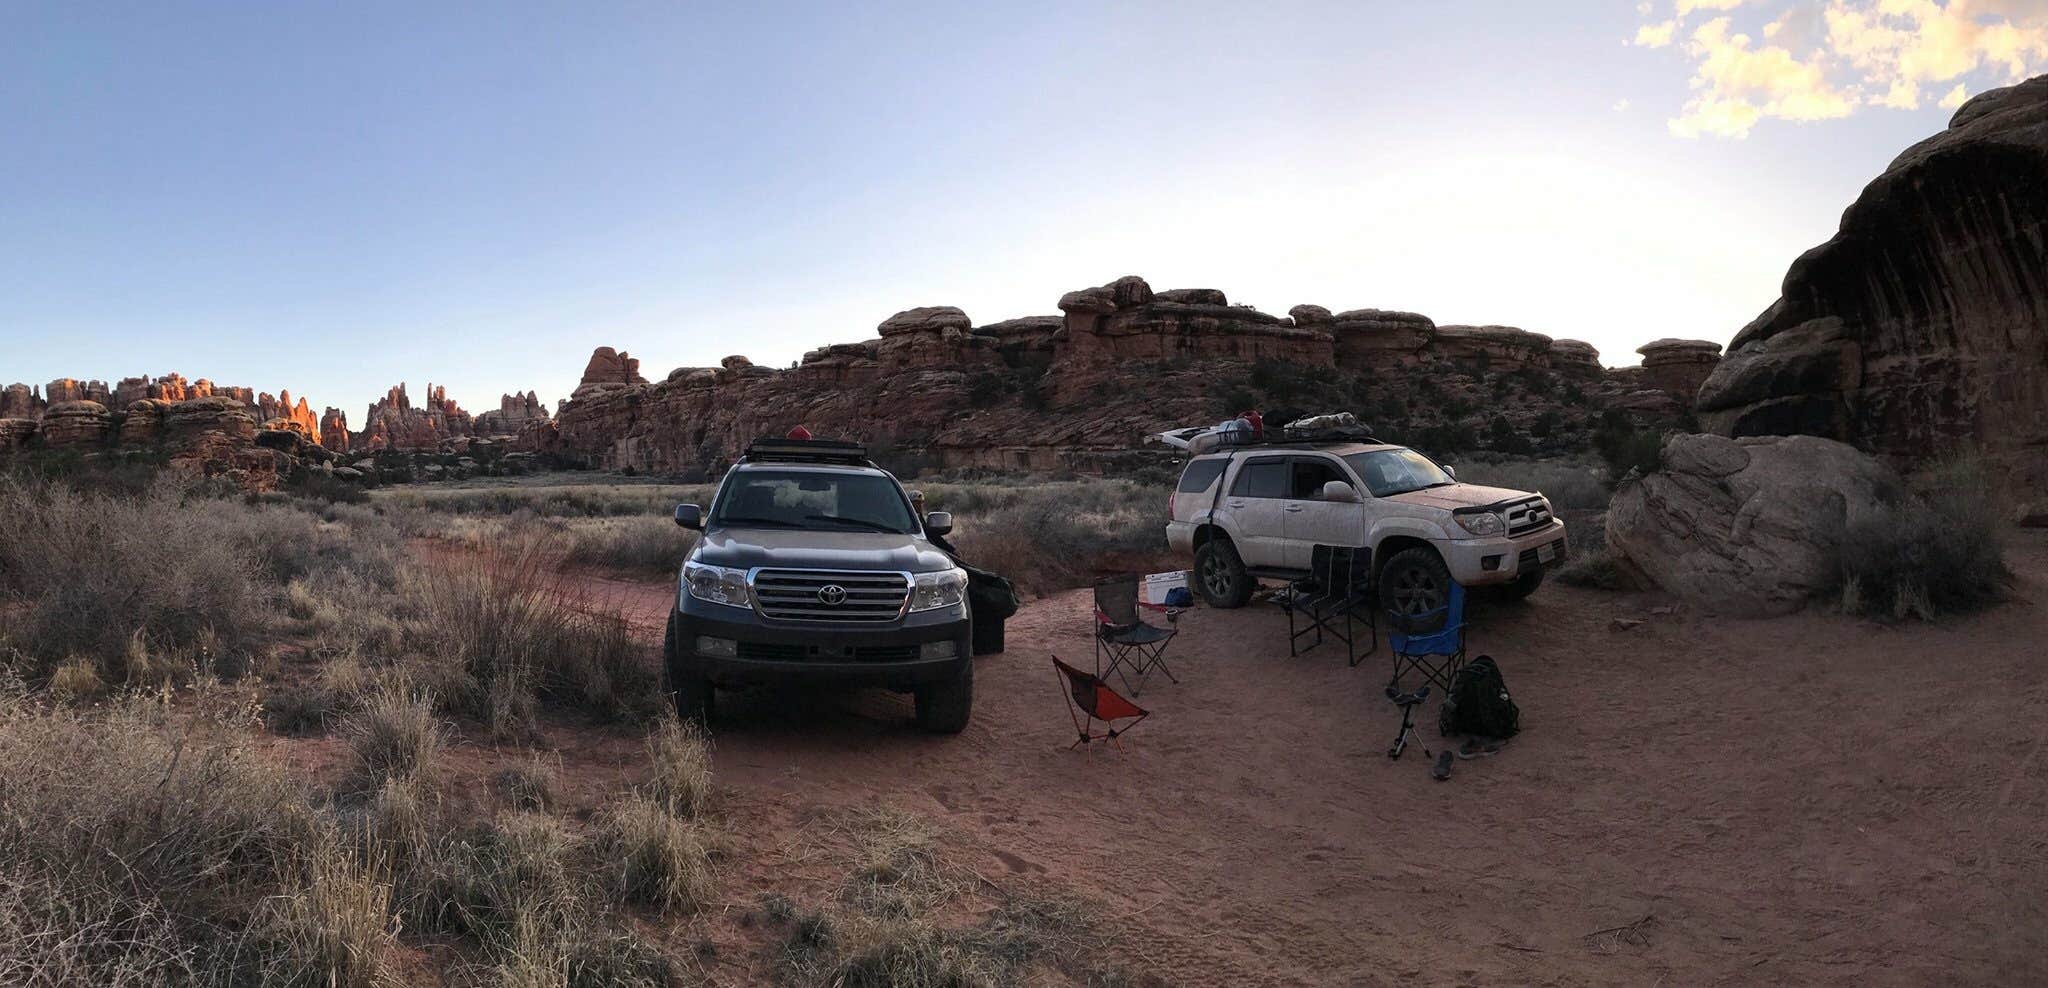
[665,438,974,733]
[1163,437,1568,618]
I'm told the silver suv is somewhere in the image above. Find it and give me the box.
[1164,441,1567,615]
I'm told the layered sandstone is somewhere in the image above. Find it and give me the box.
[1637,339,1724,401]
[1697,74,2048,488]
[321,408,351,453]
[39,401,112,447]
[538,274,1655,474]
[474,391,550,437]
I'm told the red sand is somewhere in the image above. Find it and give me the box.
[370,533,2048,985]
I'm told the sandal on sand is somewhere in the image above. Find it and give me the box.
[1432,750,1453,781]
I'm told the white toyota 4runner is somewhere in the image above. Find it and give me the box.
[1164,441,1568,616]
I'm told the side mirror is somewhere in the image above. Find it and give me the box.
[1445,465,1458,480]
[1321,480,1361,503]
[923,511,953,537]
[673,504,703,530]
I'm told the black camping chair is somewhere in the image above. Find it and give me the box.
[1093,575,1179,696]
[1281,545,1377,667]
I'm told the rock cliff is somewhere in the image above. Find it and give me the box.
[535,275,1696,475]
[1697,74,2048,489]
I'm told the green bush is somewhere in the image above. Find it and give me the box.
[1837,464,2008,620]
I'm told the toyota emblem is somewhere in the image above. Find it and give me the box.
[816,584,847,605]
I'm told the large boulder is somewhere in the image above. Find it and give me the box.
[877,306,971,336]
[1606,434,1906,615]
[39,400,111,447]
[1696,74,2048,490]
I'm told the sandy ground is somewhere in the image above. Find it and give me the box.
[336,533,2048,986]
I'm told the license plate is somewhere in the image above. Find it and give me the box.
[1537,542,1558,564]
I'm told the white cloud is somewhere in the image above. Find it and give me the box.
[1634,0,2048,137]
[1939,80,1971,105]
[1635,19,1680,46]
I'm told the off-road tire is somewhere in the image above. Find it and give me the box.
[915,659,973,734]
[662,613,714,726]
[1381,547,1454,631]
[1195,537,1254,609]
[1496,566,1544,602]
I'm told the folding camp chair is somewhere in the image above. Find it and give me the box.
[1054,655,1149,750]
[1281,545,1377,666]
[1093,575,1178,695]
[1387,580,1468,696]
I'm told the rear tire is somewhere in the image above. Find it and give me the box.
[1380,547,1453,631]
[662,613,714,727]
[1195,537,1254,609]
[1496,566,1544,602]
[915,660,973,734]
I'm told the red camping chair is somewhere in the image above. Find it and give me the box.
[1054,655,1149,751]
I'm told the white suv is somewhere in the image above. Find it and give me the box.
[1164,442,1567,615]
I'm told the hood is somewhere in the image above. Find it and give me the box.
[1384,483,1538,512]
[693,527,955,573]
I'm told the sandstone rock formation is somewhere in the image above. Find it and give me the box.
[0,418,36,450]
[1636,339,1723,400]
[358,383,474,451]
[537,274,1661,475]
[1696,74,2048,490]
[39,401,112,447]
[321,408,351,453]
[473,391,549,437]
[256,390,319,439]
[1,384,38,420]
[1606,434,1904,616]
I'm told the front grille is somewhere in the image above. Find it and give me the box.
[750,568,910,623]
[736,641,921,663]
[1504,497,1554,536]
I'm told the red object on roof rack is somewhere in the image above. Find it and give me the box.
[786,425,813,440]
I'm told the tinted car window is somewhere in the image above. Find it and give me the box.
[1229,458,1291,498]
[1177,458,1228,493]
[710,469,918,533]
[1290,458,1345,499]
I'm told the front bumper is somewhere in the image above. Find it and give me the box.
[670,595,971,690]
[1442,522,1569,585]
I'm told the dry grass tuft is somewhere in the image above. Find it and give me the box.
[340,688,445,789]
[645,717,716,819]
[1838,456,2010,621]
[594,794,718,914]
[493,751,562,811]
[246,835,400,988]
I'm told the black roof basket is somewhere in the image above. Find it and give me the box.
[740,437,872,466]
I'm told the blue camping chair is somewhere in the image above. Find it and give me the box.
[1387,580,1468,697]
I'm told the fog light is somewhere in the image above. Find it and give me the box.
[1481,554,1503,572]
[919,640,958,660]
[695,636,736,658]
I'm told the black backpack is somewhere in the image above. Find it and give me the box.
[1439,655,1520,739]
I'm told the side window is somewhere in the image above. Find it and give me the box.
[1289,458,1344,499]
[1229,458,1290,498]
[1177,458,1228,493]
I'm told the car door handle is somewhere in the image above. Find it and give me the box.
[1228,499,1247,507]
[1284,505,1303,512]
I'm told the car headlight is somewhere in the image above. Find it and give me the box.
[682,561,750,607]
[1455,512,1505,538]
[908,568,968,612]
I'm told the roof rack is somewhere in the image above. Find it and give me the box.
[740,437,873,466]
[1150,423,1382,452]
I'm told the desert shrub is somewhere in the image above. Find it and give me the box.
[1554,549,1635,591]
[0,689,322,981]
[263,683,345,735]
[1593,413,1663,481]
[243,835,398,988]
[400,539,658,734]
[340,688,445,788]
[558,514,698,572]
[1451,457,1608,511]
[940,479,1172,594]
[494,752,562,811]
[834,809,958,920]
[47,656,107,704]
[645,718,715,819]
[594,795,717,914]
[1837,469,2008,620]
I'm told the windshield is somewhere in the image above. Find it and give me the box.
[708,469,918,534]
[1343,448,1456,498]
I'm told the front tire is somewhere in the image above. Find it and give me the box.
[1381,547,1453,631]
[662,613,714,726]
[1195,537,1254,609]
[915,660,973,734]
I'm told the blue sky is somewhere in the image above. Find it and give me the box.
[3,1,2041,419]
